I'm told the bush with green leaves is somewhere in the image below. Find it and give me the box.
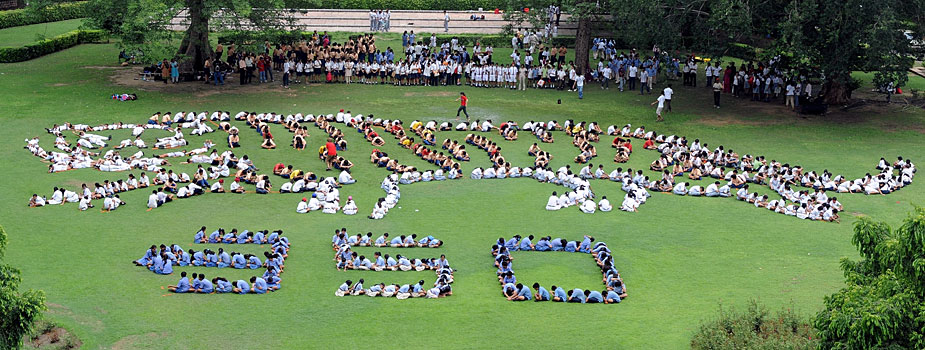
[813,207,925,349]
[0,29,106,63]
[690,300,818,350]
[0,226,47,350]
[0,2,88,30]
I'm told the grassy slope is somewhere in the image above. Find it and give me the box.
[0,19,84,47]
[1,40,924,349]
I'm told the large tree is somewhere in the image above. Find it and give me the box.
[0,226,46,350]
[814,208,925,348]
[86,0,290,72]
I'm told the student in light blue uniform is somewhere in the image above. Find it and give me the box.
[250,276,268,294]
[134,245,157,266]
[217,248,231,268]
[208,229,222,243]
[247,254,262,269]
[214,278,234,293]
[150,254,165,273]
[568,288,586,303]
[367,283,383,296]
[510,283,532,301]
[253,230,266,244]
[197,275,214,293]
[533,283,550,301]
[403,234,417,247]
[382,284,398,297]
[234,279,249,294]
[192,250,205,266]
[550,238,565,251]
[265,274,281,291]
[535,237,552,251]
[193,227,207,243]
[565,240,579,252]
[178,249,191,266]
[222,230,236,243]
[359,233,372,246]
[158,255,174,275]
[190,273,201,291]
[373,252,385,270]
[168,271,190,293]
[502,282,517,298]
[505,235,521,251]
[585,289,603,303]
[375,233,389,246]
[385,254,398,270]
[501,271,516,285]
[205,250,218,267]
[231,252,246,269]
[519,235,535,251]
[236,230,251,244]
[389,235,404,247]
[411,280,425,297]
[578,235,594,253]
[604,290,622,304]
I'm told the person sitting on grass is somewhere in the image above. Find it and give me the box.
[168,271,191,293]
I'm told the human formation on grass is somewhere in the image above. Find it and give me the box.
[132,227,289,294]
[333,229,453,299]
[492,235,626,304]
[25,107,916,222]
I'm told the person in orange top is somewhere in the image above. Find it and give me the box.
[324,138,337,171]
[643,138,655,150]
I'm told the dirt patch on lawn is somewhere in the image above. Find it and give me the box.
[694,113,792,127]
[111,332,167,350]
[85,64,293,96]
[29,327,81,349]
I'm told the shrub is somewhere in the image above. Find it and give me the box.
[0,2,88,29]
[0,29,107,63]
[690,300,819,350]
[726,42,758,61]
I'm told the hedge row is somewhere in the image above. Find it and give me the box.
[726,42,759,61]
[0,29,106,63]
[0,1,88,29]
[303,0,505,11]
[217,31,578,49]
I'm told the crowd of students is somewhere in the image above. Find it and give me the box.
[332,229,453,299]
[492,235,626,303]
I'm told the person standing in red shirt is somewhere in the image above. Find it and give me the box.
[455,92,470,122]
[324,138,337,171]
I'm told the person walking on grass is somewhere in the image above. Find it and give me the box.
[712,79,724,108]
[444,11,450,32]
[651,91,666,122]
[456,92,470,121]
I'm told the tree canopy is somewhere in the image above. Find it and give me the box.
[814,207,925,349]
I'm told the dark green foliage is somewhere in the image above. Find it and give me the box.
[0,29,106,63]
[814,207,925,349]
[0,1,88,29]
[690,300,819,350]
[0,226,47,350]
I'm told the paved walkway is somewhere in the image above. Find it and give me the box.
[171,9,587,35]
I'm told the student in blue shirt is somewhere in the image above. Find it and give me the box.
[502,283,517,298]
[501,271,516,285]
[384,254,398,270]
[389,235,404,247]
[411,280,425,297]
[168,271,190,293]
[244,254,261,269]
[367,283,384,296]
[222,230,236,243]
[197,275,214,293]
[565,240,579,252]
[178,249,191,266]
[208,229,222,243]
[159,255,174,275]
[610,279,628,299]
[253,230,266,244]
[359,232,372,246]
[535,237,552,251]
[236,230,251,244]
[349,279,364,295]
[585,289,603,303]
[265,275,281,291]
[568,288,586,303]
[150,254,165,273]
[550,238,566,251]
[403,234,417,247]
[519,235,535,251]
[231,252,246,268]
[192,250,205,266]
[212,278,231,293]
[234,279,249,294]
[604,290,622,304]
[190,273,201,291]
[372,252,385,270]
[509,283,532,301]
[336,280,351,296]
[505,235,520,251]
[193,226,207,243]
[578,235,594,253]
[533,283,550,301]
[374,233,389,247]
[217,248,231,268]
[250,276,268,294]
[134,245,157,266]
[205,250,218,267]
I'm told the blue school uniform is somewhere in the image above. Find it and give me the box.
[346,236,359,245]
[404,236,415,246]
[569,289,586,303]
[236,232,249,244]
[236,280,249,294]
[199,279,214,293]
[550,239,564,251]
[150,256,164,272]
[178,251,191,266]
[267,232,279,243]
[503,283,517,295]
[398,285,410,293]
[253,231,266,244]
[505,238,519,251]
[390,237,402,245]
[386,257,397,268]
[266,275,281,289]
[605,290,621,303]
[565,241,578,252]
[375,256,385,266]
[517,286,532,299]
[193,230,205,243]
[587,290,603,303]
[519,238,533,251]
[338,282,349,292]
[502,274,516,285]
[360,236,371,245]
[579,238,592,253]
[216,280,233,293]
[135,250,154,265]
[205,253,218,267]
[192,251,205,266]
[174,277,190,293]
[222,233,235,243]
[536,286,550,301]
[535,240,551,251]
[412,283,424,293]
[159,260,173,275]
[232,254,246,268]
[217,252,231,268]
[248,256,262,269]
[375,236,387,245]
[208,231,221,243]
[253,278,268,294]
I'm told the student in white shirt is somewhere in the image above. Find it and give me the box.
[545,191,562,210]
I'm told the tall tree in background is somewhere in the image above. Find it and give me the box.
[814,207,925,349]
[0,226,46,349]
[86,0,289,72]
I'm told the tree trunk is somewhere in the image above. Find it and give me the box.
[821,79,852,105]
[176,0,212,74]
[574,9,592,74]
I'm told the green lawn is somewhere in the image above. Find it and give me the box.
[1,40,924,349]
[0,19,84,47]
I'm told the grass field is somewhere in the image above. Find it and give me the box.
[1,37,924,349]
[0,19,84,47]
